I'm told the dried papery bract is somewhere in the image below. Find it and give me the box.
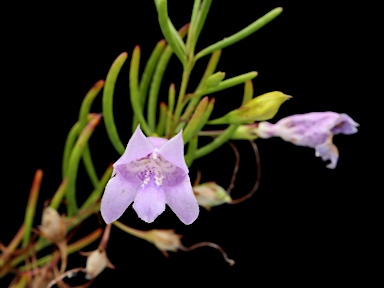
[38,207,68,273]
[146,229,183,257]
[82,224,115,280]
[84,249,114,280]
[193,182,232,210]
[39,207,66,243]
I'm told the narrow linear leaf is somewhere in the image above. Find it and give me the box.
[66,114,102,216]
[185,135,198,167]
[81,165,113,210]
[78,80,104,187]
[194,0,213,47]
[130,46,152,135]
[186,0,201,57]
[156,102,168,136]
[62,114,97,178]
[242,80,254,104]
[195,7,283,60]
[147,24,189,131]
[103,52,128,155]
[50,178,68,210]
[156,0,186,65]
[22,169,43,247]
[205,71,258,95]
[183,96,208,143]
[165,83,176,137]
[133,40,166,130]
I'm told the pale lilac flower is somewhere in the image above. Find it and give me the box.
[100,125,199,224]
[256,112,359,169]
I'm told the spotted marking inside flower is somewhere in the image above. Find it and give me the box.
[126,152,177,188]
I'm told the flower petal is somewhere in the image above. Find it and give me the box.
[331,113,359,135]
[315,135,339,169]
[165,175,199,225]
[114,125,154,167]
[133,183,166,223]
[157,130,188,174]
[100,173,139,224]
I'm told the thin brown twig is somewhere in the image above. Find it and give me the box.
[193,170,201,186]
[46,267,87,288]
[230,140,261,204]
[226,141,240,194]
[180,241,235,266]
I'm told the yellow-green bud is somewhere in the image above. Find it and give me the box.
[205,72,226,87]
[231,124,259,140]
[209,91,291,125]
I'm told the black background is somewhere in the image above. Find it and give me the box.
[1,1,367,287]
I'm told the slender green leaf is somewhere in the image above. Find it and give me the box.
[130,46,152,135]
[195,7,283,60]
[103,52,128,155]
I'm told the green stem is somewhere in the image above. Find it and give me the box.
[113,221,148,240]
[172,65,193,135]
[194,124,238,159]
[18,229,103,271]
[180,50,221,126]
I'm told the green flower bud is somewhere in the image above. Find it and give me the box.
[231,124,259,140]
[209,91,291,125]
[205,72,226,87]
[193,182,232,210]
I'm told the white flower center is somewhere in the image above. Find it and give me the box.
[126,153,177,188]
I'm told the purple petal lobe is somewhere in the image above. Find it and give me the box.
[114,125,154,167]
[165,175,199,225]
[331,113,359,135]
[157,130,188,174]
[100,172,139,224]
[133,183,166,223]
[315,136,339,169]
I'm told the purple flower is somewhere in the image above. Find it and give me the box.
[256,112,359,169]
[100,126,199,225]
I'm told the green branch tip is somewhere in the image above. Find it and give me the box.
[195,7,283,60]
